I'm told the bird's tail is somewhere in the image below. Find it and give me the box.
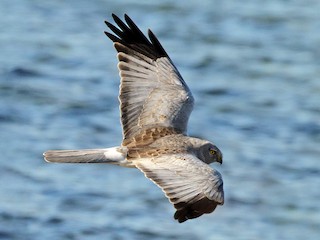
[43,146,132,167]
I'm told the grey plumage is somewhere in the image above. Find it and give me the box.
[44,14,224,223]
[44,147,132,167]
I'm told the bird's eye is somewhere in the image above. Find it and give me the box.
[209,149,216,155]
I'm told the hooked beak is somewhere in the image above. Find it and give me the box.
[217,151,223,164]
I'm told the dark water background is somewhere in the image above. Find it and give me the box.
[1,0,319,239]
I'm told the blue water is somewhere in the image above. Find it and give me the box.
[1,0,319,239]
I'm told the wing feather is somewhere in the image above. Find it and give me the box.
[105,14,194,146]
[134,153,224,223]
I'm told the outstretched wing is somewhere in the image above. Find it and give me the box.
[105,14,194,146]
[133,153,224,223]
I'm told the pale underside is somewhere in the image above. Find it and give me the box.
[106,14,224,222]
[133,153,224,222]
[44,14,224,223]
[116,43,194,146]
[114,42,224,221]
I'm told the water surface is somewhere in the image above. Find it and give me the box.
[1,0,319,239]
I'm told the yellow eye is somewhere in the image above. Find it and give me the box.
[209,149,216,155]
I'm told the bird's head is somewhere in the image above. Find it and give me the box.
[197,142,223,164]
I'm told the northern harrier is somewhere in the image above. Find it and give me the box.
[44,14,224,223]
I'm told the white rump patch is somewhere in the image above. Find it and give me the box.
[104,147,127,161]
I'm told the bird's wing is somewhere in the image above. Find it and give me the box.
[133,153,224,223]
[105,14,194,147]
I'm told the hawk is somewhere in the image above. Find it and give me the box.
[44,14,224,223]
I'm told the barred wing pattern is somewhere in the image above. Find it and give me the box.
[105,14,194,146]
[44,14,224,223]
[134,154,224,223]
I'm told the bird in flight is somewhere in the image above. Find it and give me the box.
[44,14,224,223]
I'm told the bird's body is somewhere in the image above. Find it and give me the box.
[44,14,224,223]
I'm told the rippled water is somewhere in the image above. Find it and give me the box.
[1,0,319,239]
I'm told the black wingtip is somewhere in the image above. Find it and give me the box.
[103,31,110,37]
[124,13,130,21]
[104,31,120,43]
[104,13,169,59]
[111,13,118,20]
[148,29,168,57]
[123,14,136,29]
